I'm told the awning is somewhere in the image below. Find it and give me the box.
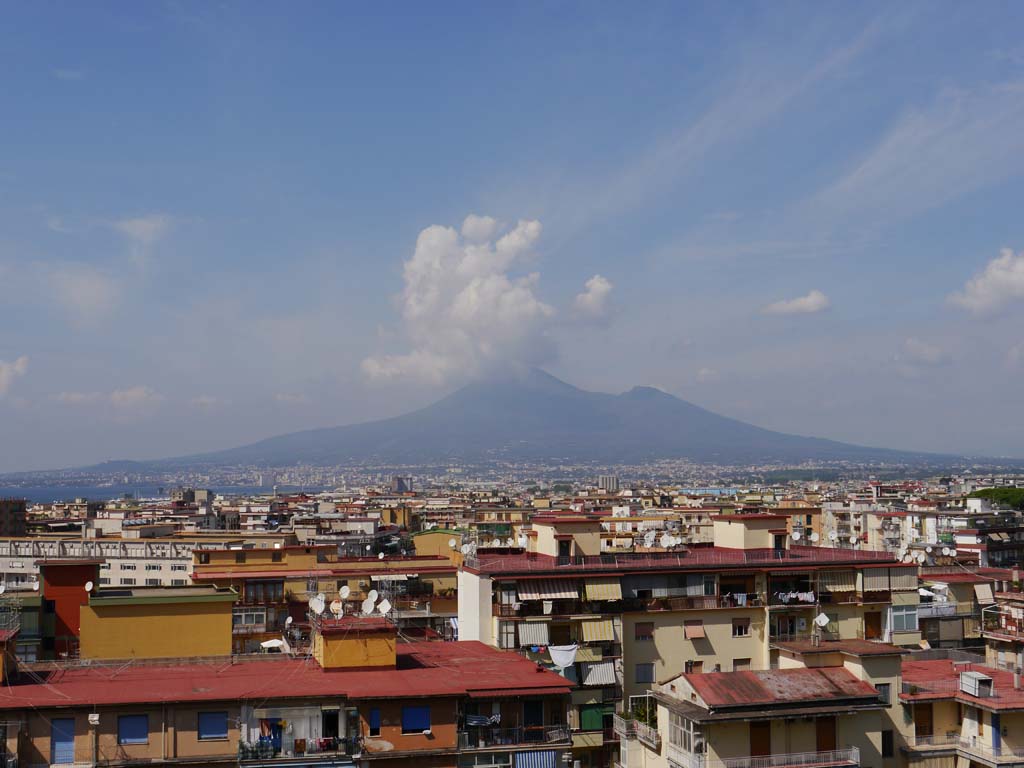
[518,579,578,601]
[580,618,614,643]
[890,568,918,592]
[684,620,706,639]
[819,570,856,592]
[585,577,623,601]
[974,583,995,605]
[518,621,551,647]
[371,574,409,581]
[863,568,889,592]
[580,661,616,686]
[515,750,557,768]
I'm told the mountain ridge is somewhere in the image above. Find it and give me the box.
[150,368,949,468]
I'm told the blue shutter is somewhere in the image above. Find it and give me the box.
[369,708,381,736]
[198,712,229,740]
[400,705,431,733]
[118,714,149,745]
[51,718,75,764]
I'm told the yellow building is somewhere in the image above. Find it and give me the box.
[79,585,237,660]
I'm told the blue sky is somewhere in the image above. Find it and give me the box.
[2,2,1024,471]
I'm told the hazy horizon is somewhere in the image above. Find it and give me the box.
[2,3,1024,471]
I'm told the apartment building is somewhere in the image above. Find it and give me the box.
[0,618,573,768]
[0,499,26,537]
[458,512,920,768]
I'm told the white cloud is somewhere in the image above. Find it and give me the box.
[110,386,163,409]
[362,215,557,383]
[761,289,830,316]
[900,337,949,366]
[0,356,28,397]
[112,214,173,246]
[274,392,309,405]
[49,264,120,323]
[460,214,499,243]
[573,274,614,322]
[949,248,1024,314]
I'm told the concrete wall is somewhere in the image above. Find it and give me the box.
[79,601,233,659]
[456,570,492,645]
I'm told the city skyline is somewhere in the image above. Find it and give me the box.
[2,2,1024,471]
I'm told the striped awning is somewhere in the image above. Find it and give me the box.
[518,579,578,601]
[863,568,889,592]
[975,583,995,605]
[580,618,614,642]
[585,577,623,601]
[819,570,856,592]
[890,567,918,592]
[371,574,409,581]
[518,621,551,646]
[515,751,556,768]
[580,660,616,686]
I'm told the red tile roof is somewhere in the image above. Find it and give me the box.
[0,641,571,710]
[901,659,1024,711]
[686,667,880,708]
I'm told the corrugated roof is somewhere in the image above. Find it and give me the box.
[0,641,571,710]
[686,667,880,708]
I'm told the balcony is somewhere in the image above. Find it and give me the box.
[901,733,960,753]
[458,725,570,750]
[958,739,1024,763]
[613,713,661,750]
[238,737,357,764]
[668,747,860,768]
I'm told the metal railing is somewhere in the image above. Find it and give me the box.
[668,747,861,768]
[958,739,1024,761]
[612,714,660,750]
[458,725,569,749]
[902,732,959,749]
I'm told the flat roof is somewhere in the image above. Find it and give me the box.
[772,638,908,657]
[901,659,1024,711]
[90,586,237,606]
[0,641,572,709]
[684,667,881,708]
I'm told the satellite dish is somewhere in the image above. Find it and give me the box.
[84,581,94,593]
[810,532,820,542]
[814,613,831,628]
[31,581,39,591]
[378,599,392,615]
[365,545,372,552]
[941,547,950,555]
[918,552,927,562]
[310,596,325,615]
[329,599,343,616]
[518,534,527,547]
[317,592,326,603]
[903,555,914,564]
[791,530,802,541]
[660,533,671,548]
[360,598,374,615]
[460,544,470,555]
[506,538,515,547]
[829,531,838,541]
[378,552,385,560]
[0,585,5,595]
[926,546,933,553]
[340,585,351,599]
[285,616,293,626]
[448,538,457,549]
[950,548,958,556]
[368,589,379,603]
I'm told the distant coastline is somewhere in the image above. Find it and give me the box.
[0,484,320,504]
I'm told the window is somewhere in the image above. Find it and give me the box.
[635,663,655,684]
[892,605,918,633]
[120,578,136,586]
[117,715,149,745]
[99,578,110,585]
[825,612,839,636]
[171,564,187,571]
[232,608,266,626]
[235,551,246,564]
[43,599,56,614]
[121,563,137,571]
[876,683,891,705]
[272,551,283,563]
[401,705,430,734]
[460,753,512,768]
[172,579,187,586]
[145,564,161,571]
[733,658,751,671]
[198,552,210,564]
[806,514,813,526]
[368,708,381,737]
[685,660,703,674]
[732,618,750,637]
[669,712,704,753]
[51,717,76,764]
[100,563,110,570]
[881,729,894,758]
[635,622,654,641]
[145,578,160,587]
[498,622,516,650]
[198,712,228,741]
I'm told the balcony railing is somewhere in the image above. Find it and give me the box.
[902,733,960,750]
[458,725,570,750]
[238,736,357,761]
[613,714,661,750]
[958,738,1024,762]
[667,747,860,768]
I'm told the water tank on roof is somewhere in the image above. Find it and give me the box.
[960,671,994,698]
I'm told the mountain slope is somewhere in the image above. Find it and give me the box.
[167,369,940,467]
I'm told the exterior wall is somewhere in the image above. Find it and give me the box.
[40,562,100,656]
[359,697,459,755]
[623,608,766,698]
[315,632,396,669]
[79,601,233,659]
[457,570,492,644]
